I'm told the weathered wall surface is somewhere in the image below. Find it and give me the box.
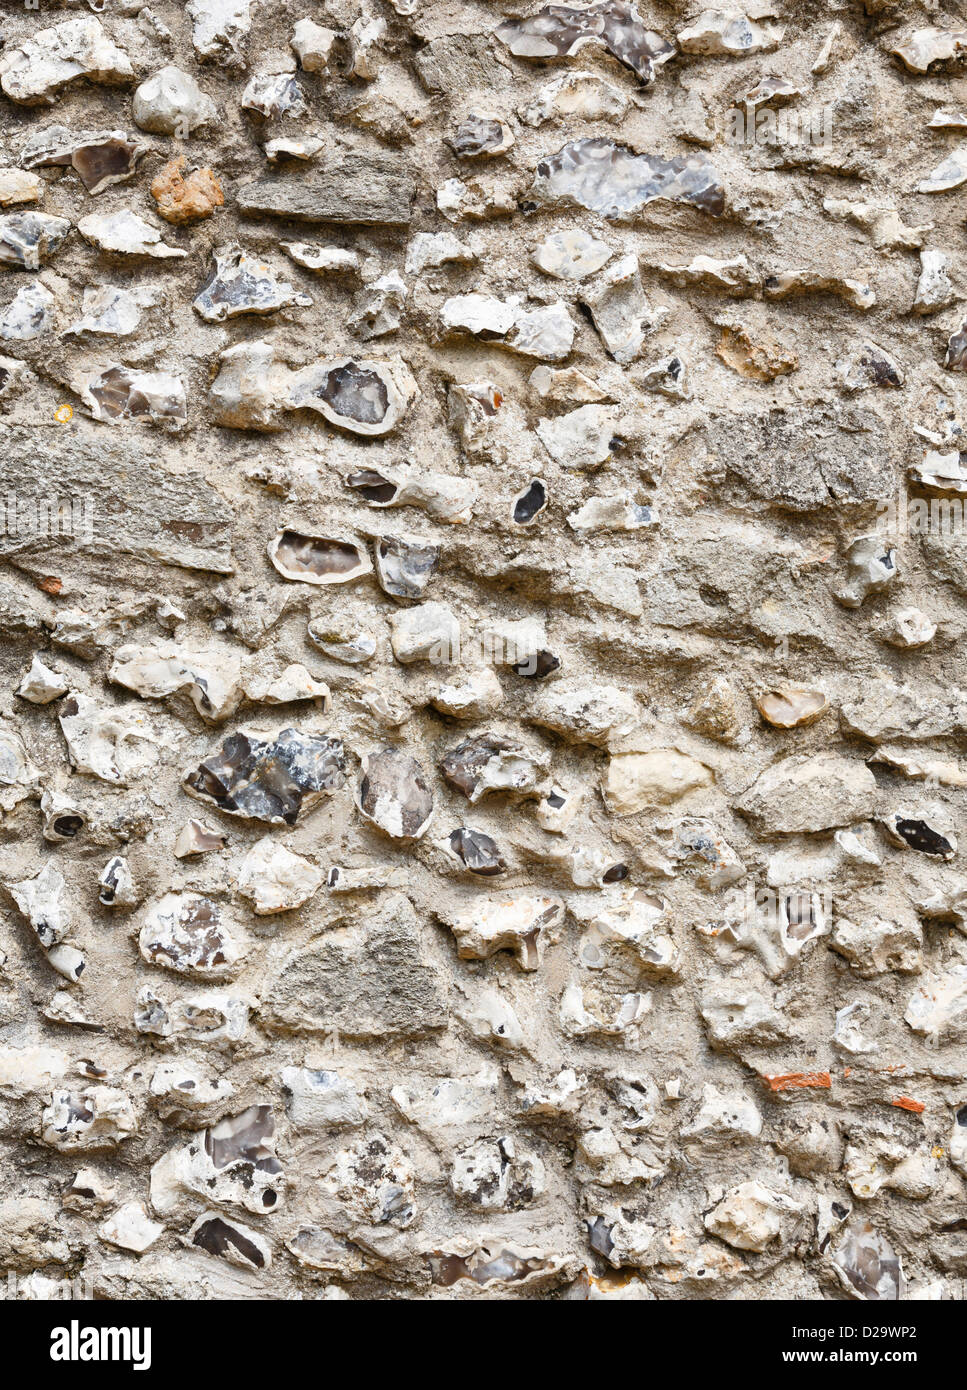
[0,0,965,1302]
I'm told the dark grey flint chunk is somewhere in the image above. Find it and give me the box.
[185,728,346,825]
[496,1,675,85]
[236,152,415,225]
[262,896,447,1039]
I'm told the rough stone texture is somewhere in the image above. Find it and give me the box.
[0,0,964,1307]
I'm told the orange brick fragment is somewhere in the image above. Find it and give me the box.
[763,1071,832,1092]
[892,1096,925,1114]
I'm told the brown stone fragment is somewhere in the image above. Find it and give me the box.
[716,321,798,381]
[151,157,223,225]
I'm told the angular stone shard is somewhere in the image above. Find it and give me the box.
[580,253,666,362]
[374,536,439,599]
[17,655,67,705]
[833,535,896,608]
[0,212,70,270]
[236,153,415,225]
[64,284,157,339]
[135,987,251,1044]
[526,138,726,219]
[451,1137,545,1209]
[241,72,307,120]
[99,1202,164,1255]
[236,839,322,914]
[447,827,508,876]
[495,2,675,85]
[291,19,338,73]
[348,272,407,341]
[891,28,967,75]
[447,114,515,159]
[528,678,637,746]
[704,1182,801,1253]
[677,11,782,56]
[441,732,549,802]
[0,282,54,341]
[756,686,828,729]
[77,210,187,259]
[534,228,612,280]
[110,642,242,722]
[347,464,478,523]
[522,70,631,127]
[946,318,967,371]
[537,404,622,470]
[73,365,187,430]
[832,1221,904,1301]
[98,856,137,909]
[281,1067,368,1130]
[835,342,903,392]
[445,895,563,969]
[764,268,875,312]
[139,893,241,980]
[658,253,757,293]
[880,811,956,860]
[6,861,70,950]
[308,618,377,666]
[356,748,434,840]
[174,821,227,860]
[59,693,159,785]
[151,1104,283,1217]
[0,18,134,106]
[243,664,331,706]
[210,338,289,430]
[21,125,149,195]
[188,1212,270,1270]
[41,1088,136,1152]
[912,250,954,315]
[514,478,549,524]
[832,911,923,979]
[194,246,310,321]
[604,749,712,813]
[440,293,575,361]
[0,169,42,207]
[916,146,967,194]
[184,728,346,824]
[905,963,967,1042]
[187,0,253,67]
[284,242,362,275]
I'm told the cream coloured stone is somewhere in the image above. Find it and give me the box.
[604,749,713,814]
[99,1202,164,1253]
[133,66,217,134]
[17,655,67,704]
[0,169,42,207]
[236,838,322,914]
[704,1182,802,1252]
[737,755,876,833]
